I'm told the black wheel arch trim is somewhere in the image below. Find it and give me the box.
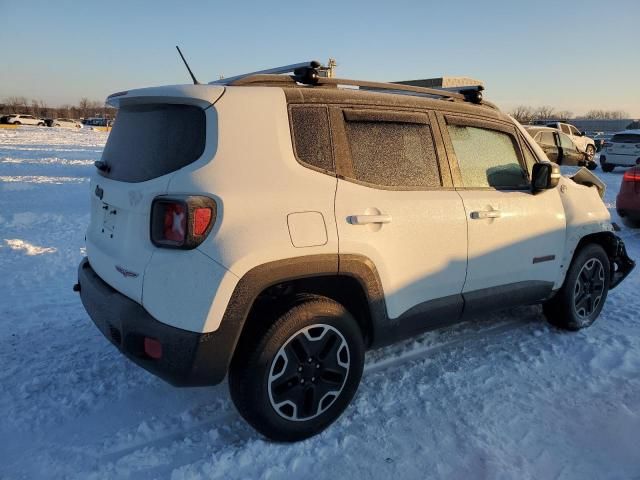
[573,232,635,289]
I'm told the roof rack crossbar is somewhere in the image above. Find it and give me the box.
[210,61,320,85]
[314,77,467,102]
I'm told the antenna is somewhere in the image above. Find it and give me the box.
[175,46,200,85]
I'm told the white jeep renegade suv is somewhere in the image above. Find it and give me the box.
[76,62,634,442]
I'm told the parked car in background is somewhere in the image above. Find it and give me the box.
[546,122,596,160]
[616,166,640,227]
[4,114,45,126]
[593,133,613,152]
[51,118,83,128]
[525,126,595,169]
[83,117,113,127]
[600,130,640,172]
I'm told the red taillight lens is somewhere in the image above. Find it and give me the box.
[193,207,213,236]
[151,196,217,249]
[623,169,640,182]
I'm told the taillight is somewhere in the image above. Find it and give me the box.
[623,169,640,182]
[151,196,217,249]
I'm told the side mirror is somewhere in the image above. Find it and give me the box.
[532,162,561,193]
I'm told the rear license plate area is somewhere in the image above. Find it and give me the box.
[101,202,118,238]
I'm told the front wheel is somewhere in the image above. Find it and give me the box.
[543,244,610,330]
[229,296,365,442]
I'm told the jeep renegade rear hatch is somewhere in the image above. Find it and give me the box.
[100,103,205,182]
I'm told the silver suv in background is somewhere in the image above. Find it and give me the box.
[546,122,596,160]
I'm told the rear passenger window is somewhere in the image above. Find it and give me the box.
[538,132,555,146]
[447,124,528,189]
[290,106,334,172]
[344,118,441,188]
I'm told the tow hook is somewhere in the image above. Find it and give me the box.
[73,283,81,293]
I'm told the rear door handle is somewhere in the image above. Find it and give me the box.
[470,210,501,220]
[349,214,392,225]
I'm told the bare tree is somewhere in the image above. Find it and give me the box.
[555,110,574,120]
[533,105,556,120]
[4,96,28,113]
[583,109,629,120]
[509,105,534,124]
[78,97,90,119]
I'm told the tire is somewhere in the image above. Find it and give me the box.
[586,161,598,171]
[543,244,610,331]
[601,157,615,173]
[229,296,365,442]
[37,122,44,126]
[13,121,21,125]
[585,144,595,161]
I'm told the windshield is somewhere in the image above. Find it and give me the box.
[100,103,206,182]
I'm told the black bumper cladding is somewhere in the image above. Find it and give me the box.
[609,236,635,289]
[77,258,227,386]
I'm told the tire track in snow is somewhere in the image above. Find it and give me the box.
[91,314,536,469]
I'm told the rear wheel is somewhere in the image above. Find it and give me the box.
[600,156,615,172]
[543,244,610,330]
[229,296,365,442]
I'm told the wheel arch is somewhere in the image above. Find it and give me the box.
[566,231,634,289]
[219,254,388,381]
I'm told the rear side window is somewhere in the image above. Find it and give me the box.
[558,133,575,150]
[100,104,206,183]
[344,119,441,188]
[289,106,334,172]
[537,131,555,146]
[611,134,640,143]
[447,124,528,189]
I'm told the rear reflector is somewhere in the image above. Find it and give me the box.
[144,337,163,359]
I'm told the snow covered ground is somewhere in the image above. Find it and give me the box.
[0,126,639,480]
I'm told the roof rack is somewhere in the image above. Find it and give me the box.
[210,61,322,85]
[211,60,490,106]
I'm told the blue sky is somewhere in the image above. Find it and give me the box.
[1,0,638,116]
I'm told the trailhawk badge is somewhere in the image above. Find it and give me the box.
[115,265,139,278]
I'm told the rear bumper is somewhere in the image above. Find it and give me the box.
[602,153,639,166]
[77,258,228,386]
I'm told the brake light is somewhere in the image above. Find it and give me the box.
[623,170,640,182]
[193,207,213,235]
[151,196,217,249]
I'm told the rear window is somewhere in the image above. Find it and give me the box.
[100,104,206,182]
[611,134,640,144]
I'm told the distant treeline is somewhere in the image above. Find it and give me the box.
[0,96,116,119]
[509,105,630,124]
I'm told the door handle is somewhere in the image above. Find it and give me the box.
[349,214,392,225]
[470,210,501,220]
